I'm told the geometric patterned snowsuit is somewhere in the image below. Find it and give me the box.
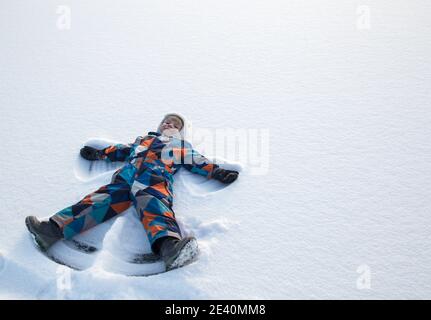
[50,131,218,251]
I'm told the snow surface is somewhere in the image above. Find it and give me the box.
[1,0,431,299]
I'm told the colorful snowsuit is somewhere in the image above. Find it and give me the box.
[50,131,218,249]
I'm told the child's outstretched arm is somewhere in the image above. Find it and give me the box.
[181,141,239,184]
[80,141,134,162]
[100,143,133,162]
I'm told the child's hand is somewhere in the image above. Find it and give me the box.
[80,146,104,161]
[212,168,239,184]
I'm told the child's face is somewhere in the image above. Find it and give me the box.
[160,116,183,134]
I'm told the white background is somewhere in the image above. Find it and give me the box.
[1,0,431,299]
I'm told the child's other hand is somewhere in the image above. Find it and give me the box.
[212,168,239,184]
[80,146,104,161]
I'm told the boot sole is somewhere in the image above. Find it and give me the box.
[167,238,199,271]
[25,217,50,252]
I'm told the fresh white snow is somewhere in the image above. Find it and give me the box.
[1,0,431,299]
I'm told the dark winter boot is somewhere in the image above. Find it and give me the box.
[25,216,63,251]
[158,236,199,271]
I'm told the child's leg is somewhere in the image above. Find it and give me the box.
[50,182,132,239]
[132,191,181,252]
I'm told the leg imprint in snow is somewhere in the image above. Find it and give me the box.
[94,210,197,277]
[98,210,162,265]
[26,212,164,273]
[27,215,116,271]
[28,233,96,271]
[28,213,204,276]
[74,138,125,182]
[91,211,167,276]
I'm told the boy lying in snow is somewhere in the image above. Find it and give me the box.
[25,114,239,271]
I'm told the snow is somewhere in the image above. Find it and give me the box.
[1,0,431,299]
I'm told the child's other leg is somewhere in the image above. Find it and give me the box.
[132,191,181,253]
[50,182,132,239]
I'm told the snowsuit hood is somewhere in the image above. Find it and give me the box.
[157,113,189,140]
